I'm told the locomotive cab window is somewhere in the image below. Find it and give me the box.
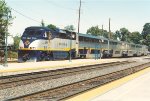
[71,32,76,40]
[23,29,44,37]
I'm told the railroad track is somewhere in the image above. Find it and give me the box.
[8,62,150,101]
[0,61,133,90]
[144,58,150,59]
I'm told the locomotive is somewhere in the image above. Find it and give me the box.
[18,26,148,62]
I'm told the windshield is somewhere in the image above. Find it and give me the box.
[23,29,45,37]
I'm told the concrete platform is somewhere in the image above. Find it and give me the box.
[91,67,150,101]
[0,58,126,76]
[66,65,150,101]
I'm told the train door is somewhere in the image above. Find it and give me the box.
[83,47,87,58]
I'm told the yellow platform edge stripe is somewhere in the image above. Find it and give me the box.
[0,60,105,73]
[65,67,150,101]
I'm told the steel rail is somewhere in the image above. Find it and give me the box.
[0,61,133,90]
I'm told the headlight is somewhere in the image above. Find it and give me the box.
[30,47,36,49]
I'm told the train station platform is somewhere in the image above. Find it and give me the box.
[0,58,126,76]
[66,66,150,101]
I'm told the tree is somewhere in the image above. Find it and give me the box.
[13,34,21,51]
[111,32,118,40]
[141,23,150,39]
[117,28,130,42]
[102,30,109,38]
[115,30,121,41]
[129,31,142,44]
[143,34,150,47]
[141,23,150,47]
[0,0,12,46]
[86,25,110,38]
[86,26,102,36]
[0,0,13,59]
[47,24,57,30]
[64,25,75,32]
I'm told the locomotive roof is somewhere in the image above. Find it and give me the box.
[25,26,72,34]
[25,26,51,31]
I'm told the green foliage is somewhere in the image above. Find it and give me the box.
[141,23,150,47]
[13,34,21,51]
[86,25,120,40]
[116,28,130,42]
[115,30,121,40]
[142,23,150,39]
[64,25,75,32]
[87,25,105,36]
[143,34,150,47]
[0,0,12,32]
[146,34,150,40]
[115,28,142,44]
[111,32,118,40]
[129,31,142,44]
[0,0,13,46]
[47,24,57,30]
[102,30,109,38]
[8,51,18,58]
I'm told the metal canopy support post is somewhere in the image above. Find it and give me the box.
[108,18,111,56]
[4,10,11,67]
[4,30,8,67]
[4,12,8,67]
[69,33,72,62]
[99,40,102,59]
[76,0,81,57]
[108,40,110,56]
[95,43,98,60]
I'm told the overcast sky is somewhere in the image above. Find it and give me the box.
[5,0,150,36]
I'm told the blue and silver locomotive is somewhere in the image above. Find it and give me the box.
[18,27,77,62]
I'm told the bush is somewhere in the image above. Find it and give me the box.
[8,51,18,59]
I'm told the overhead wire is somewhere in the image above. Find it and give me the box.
[7,0,82,27]
[11,7,41,24]
[8,0,77,25]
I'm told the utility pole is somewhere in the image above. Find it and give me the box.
[102,24,103,36]
[69,32,72,62]
[4,10,11,67]
[76,0,81,57]
[109,18,111,39]
[108,18,111,56]
[78,0,81,34]
[100,24,104,59]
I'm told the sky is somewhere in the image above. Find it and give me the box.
[5,0,150,36]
